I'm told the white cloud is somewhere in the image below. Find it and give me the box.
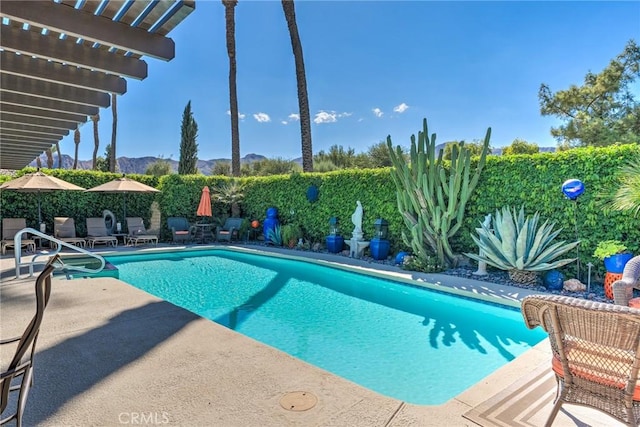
[393,103,409,113]
[226,110,246,119]
[314,111,337,124]
[281,120,288,125]
[313,110,353,124]
[288,113,300,121]
[372,108,384,118]
[253,112,271,123]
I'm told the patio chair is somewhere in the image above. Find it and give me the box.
[126,217,158,247]
[1,254,59,426]
[1,218,36,255]
[215,218,243,242]
[53,217,86,248]
[85,217,117,249]
[521,294,640,427]
[167,217,196,244]
[613,255,640,306]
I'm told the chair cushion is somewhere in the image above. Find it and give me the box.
[57,229,73,238]
[175,231,189,235]
[551,344,640,400]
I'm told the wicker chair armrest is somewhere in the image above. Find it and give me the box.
[522,294,640,331]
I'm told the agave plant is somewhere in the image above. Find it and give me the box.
[465,206,579,285]
[267,224,282,246]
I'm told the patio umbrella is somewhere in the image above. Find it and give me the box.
[85,176,160,222]
[0,170,85,224]
[197,186,212,221]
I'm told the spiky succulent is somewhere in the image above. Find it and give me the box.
[465,206,579,272]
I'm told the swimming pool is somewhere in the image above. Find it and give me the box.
[108,249,545,405]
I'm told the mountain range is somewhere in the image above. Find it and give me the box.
[29,153,272,175]
[27,146,556,175]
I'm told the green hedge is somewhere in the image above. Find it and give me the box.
[2,145,638,279]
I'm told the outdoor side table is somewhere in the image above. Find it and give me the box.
[194,224,213,243]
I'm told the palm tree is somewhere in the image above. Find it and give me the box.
[110,93,117,172]
[282,0,313,172]
[222,0,241,177]
[45,148,53,168]
[91,113,100,170]
[73,128,80,169]
[54,141,62,168]
[611,156,640,217]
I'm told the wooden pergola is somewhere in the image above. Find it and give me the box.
[0,0,195,170]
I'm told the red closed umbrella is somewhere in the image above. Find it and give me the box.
[197,186,212,219]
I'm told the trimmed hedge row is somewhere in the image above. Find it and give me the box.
[1,144,638,278]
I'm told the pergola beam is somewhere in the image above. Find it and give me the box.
[0,1,176,60]
[0,74,111,108]
[0,91,100,116]
[0,113,78,132]
[0,50,127,95]
[0,25,148,80]
[0,103,88,123]
[1,122,69,137]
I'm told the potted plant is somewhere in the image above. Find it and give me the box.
[593,240,633,274]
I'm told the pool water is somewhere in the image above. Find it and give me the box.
[108,249,545,405]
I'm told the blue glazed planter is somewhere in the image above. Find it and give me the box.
[604,253,633,274]
[370,238,390,260]
[326,235,344,254]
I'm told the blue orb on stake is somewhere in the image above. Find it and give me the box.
[395,252,409,265]
[544,270,564,291]
[561,179,585,200]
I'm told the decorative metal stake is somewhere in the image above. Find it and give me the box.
[587,262,593,293]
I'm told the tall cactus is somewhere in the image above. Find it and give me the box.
[386,118,491,268]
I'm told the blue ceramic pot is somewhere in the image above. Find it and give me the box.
[604,253,633,274]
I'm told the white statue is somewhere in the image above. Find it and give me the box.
[351,201,363,234]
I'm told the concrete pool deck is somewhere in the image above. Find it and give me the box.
[0,244,624,426]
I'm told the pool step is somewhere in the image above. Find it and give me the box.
[56,254,119,279]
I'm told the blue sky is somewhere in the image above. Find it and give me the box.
[70,0,640,162]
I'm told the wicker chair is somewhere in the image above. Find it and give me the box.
[521,294,640,427]
[613,255,640,306]
[1,255,59,426]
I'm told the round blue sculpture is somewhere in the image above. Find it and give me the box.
[306,185,319,202]
[395,251,409,265]
[543,270,564,291]
[561,179,585,200]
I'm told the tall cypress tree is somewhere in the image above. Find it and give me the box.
[179,100,199,175]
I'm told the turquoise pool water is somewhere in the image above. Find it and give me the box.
[108,249,545,405]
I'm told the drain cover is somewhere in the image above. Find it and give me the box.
[279,391,317,411]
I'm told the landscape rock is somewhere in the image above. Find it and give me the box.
[563,278,586,292]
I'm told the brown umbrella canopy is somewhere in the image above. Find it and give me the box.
[85,177,160,221]
[0,171,85,223]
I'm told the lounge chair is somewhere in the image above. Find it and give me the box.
[215,218,243,242]
[167,217,196,244]
[1,218,36,255]
[1,255,58,426]
[126,217,158,246]
[53,217,86,248]
[85,217,117,248]
[612,255,640,306]
[521,294,640,426]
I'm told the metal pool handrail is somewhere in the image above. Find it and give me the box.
[13,228,106,279]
